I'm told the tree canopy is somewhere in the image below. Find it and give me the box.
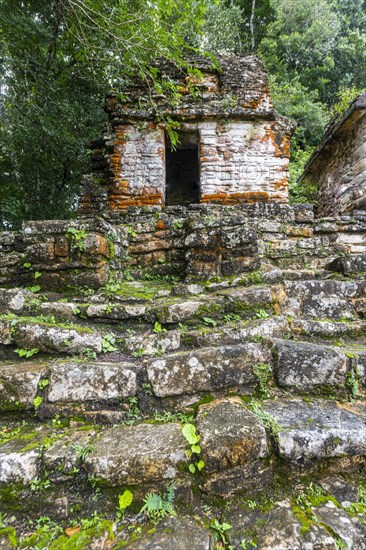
[1,0,365,227]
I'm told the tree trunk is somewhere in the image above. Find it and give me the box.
[250,0,256,51]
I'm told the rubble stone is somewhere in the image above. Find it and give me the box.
[85,423,186,485]
[263,399,366,462]
[47,361,137,402]
[196,397,268,473]
[272,339,347,390]
[0,361,48,410]
[147,343,269,397]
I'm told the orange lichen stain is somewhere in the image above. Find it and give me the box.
[155,219,166,230]
[114,179,129,190]
[241,84,272,110]
[108,192,164,210]
[259,125,291,158]
[94,235,111,258]
[273,178,288,192]
[275,133,291,158]
[286,226,313,238]
[201,191,271,204]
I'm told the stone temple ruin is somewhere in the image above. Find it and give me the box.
[0,56,366,548]
[79,55,293,214]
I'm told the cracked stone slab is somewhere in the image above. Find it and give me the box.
[14,322,102,354]
[327,254,366,275]
[272,339,347,390]
[38,302,79,320]
[124,330,181,356]
[86,303,146,320]
[85,423,186,485]
[147,343,269,397]
[152,300,203,324]
[290,319,366,338]
[197,397,268,473]
[0,426,50,483]
[283,280,365,319]
[0,361,48,410]
[44,430,96,474]
[218,285,273,309]
[262,399,366,462]
[186,316,289,348]
[0,288,34,314]
[313,501,366,549]
[201,460,273,497]
[126,516,211,550]
[47,361,137,402]
[257,499,337,550]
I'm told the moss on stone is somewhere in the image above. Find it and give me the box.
[0,426,39,449]
[0,527,17,548]
[49,520,114,549]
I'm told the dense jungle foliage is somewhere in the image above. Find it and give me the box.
[0,0,366,228]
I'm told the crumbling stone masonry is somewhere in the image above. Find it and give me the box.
[300,93,366,217]
[79,55,294,214]
[1,203,366,290]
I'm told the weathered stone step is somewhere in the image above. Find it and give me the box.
[281,279,366,320]
[227,496,366,550]
[184,315,290,348]
[2,398,366,493]
[271,339,348,392]
[2,484,366,549]
[0,318,102,356]
[0,359,138,413]
[263,398,366,464]
[146,343,270,397]
[327,253,366,275]
[290,318,366,338]
[151,285,275,325]
[2,337,365,414]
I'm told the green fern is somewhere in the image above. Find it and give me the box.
[139,482,176,522]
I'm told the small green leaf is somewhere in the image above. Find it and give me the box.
[182,424,199,445]
[196,460,205,471]
[119,489,133,511]
[34,271,42,279]
[191,445,201,454]
[26,285,41,293]
[202,317,217,327]
[38,379,49,390]
[33,396,43,410]
[185,449,192,459]
[188,463,196,474]
[23,262,31,268]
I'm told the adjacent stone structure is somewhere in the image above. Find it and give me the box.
[300,93,366,217]
[79,55,294,215]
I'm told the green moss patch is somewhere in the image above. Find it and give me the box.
[49,520,114,549]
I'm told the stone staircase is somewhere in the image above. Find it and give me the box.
[1,257,366,548]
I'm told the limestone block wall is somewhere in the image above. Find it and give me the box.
[107,124,165,210]
[0,219,116,290]
[80,119,291,214]
[198,120,290,203]
[1,206,365,290]
[316,114,366,216]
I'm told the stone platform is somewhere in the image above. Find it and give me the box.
[0,203,365,548]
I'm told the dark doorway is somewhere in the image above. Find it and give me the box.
[165,131,200,206]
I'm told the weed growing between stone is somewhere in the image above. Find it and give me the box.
[139,483,176,523]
